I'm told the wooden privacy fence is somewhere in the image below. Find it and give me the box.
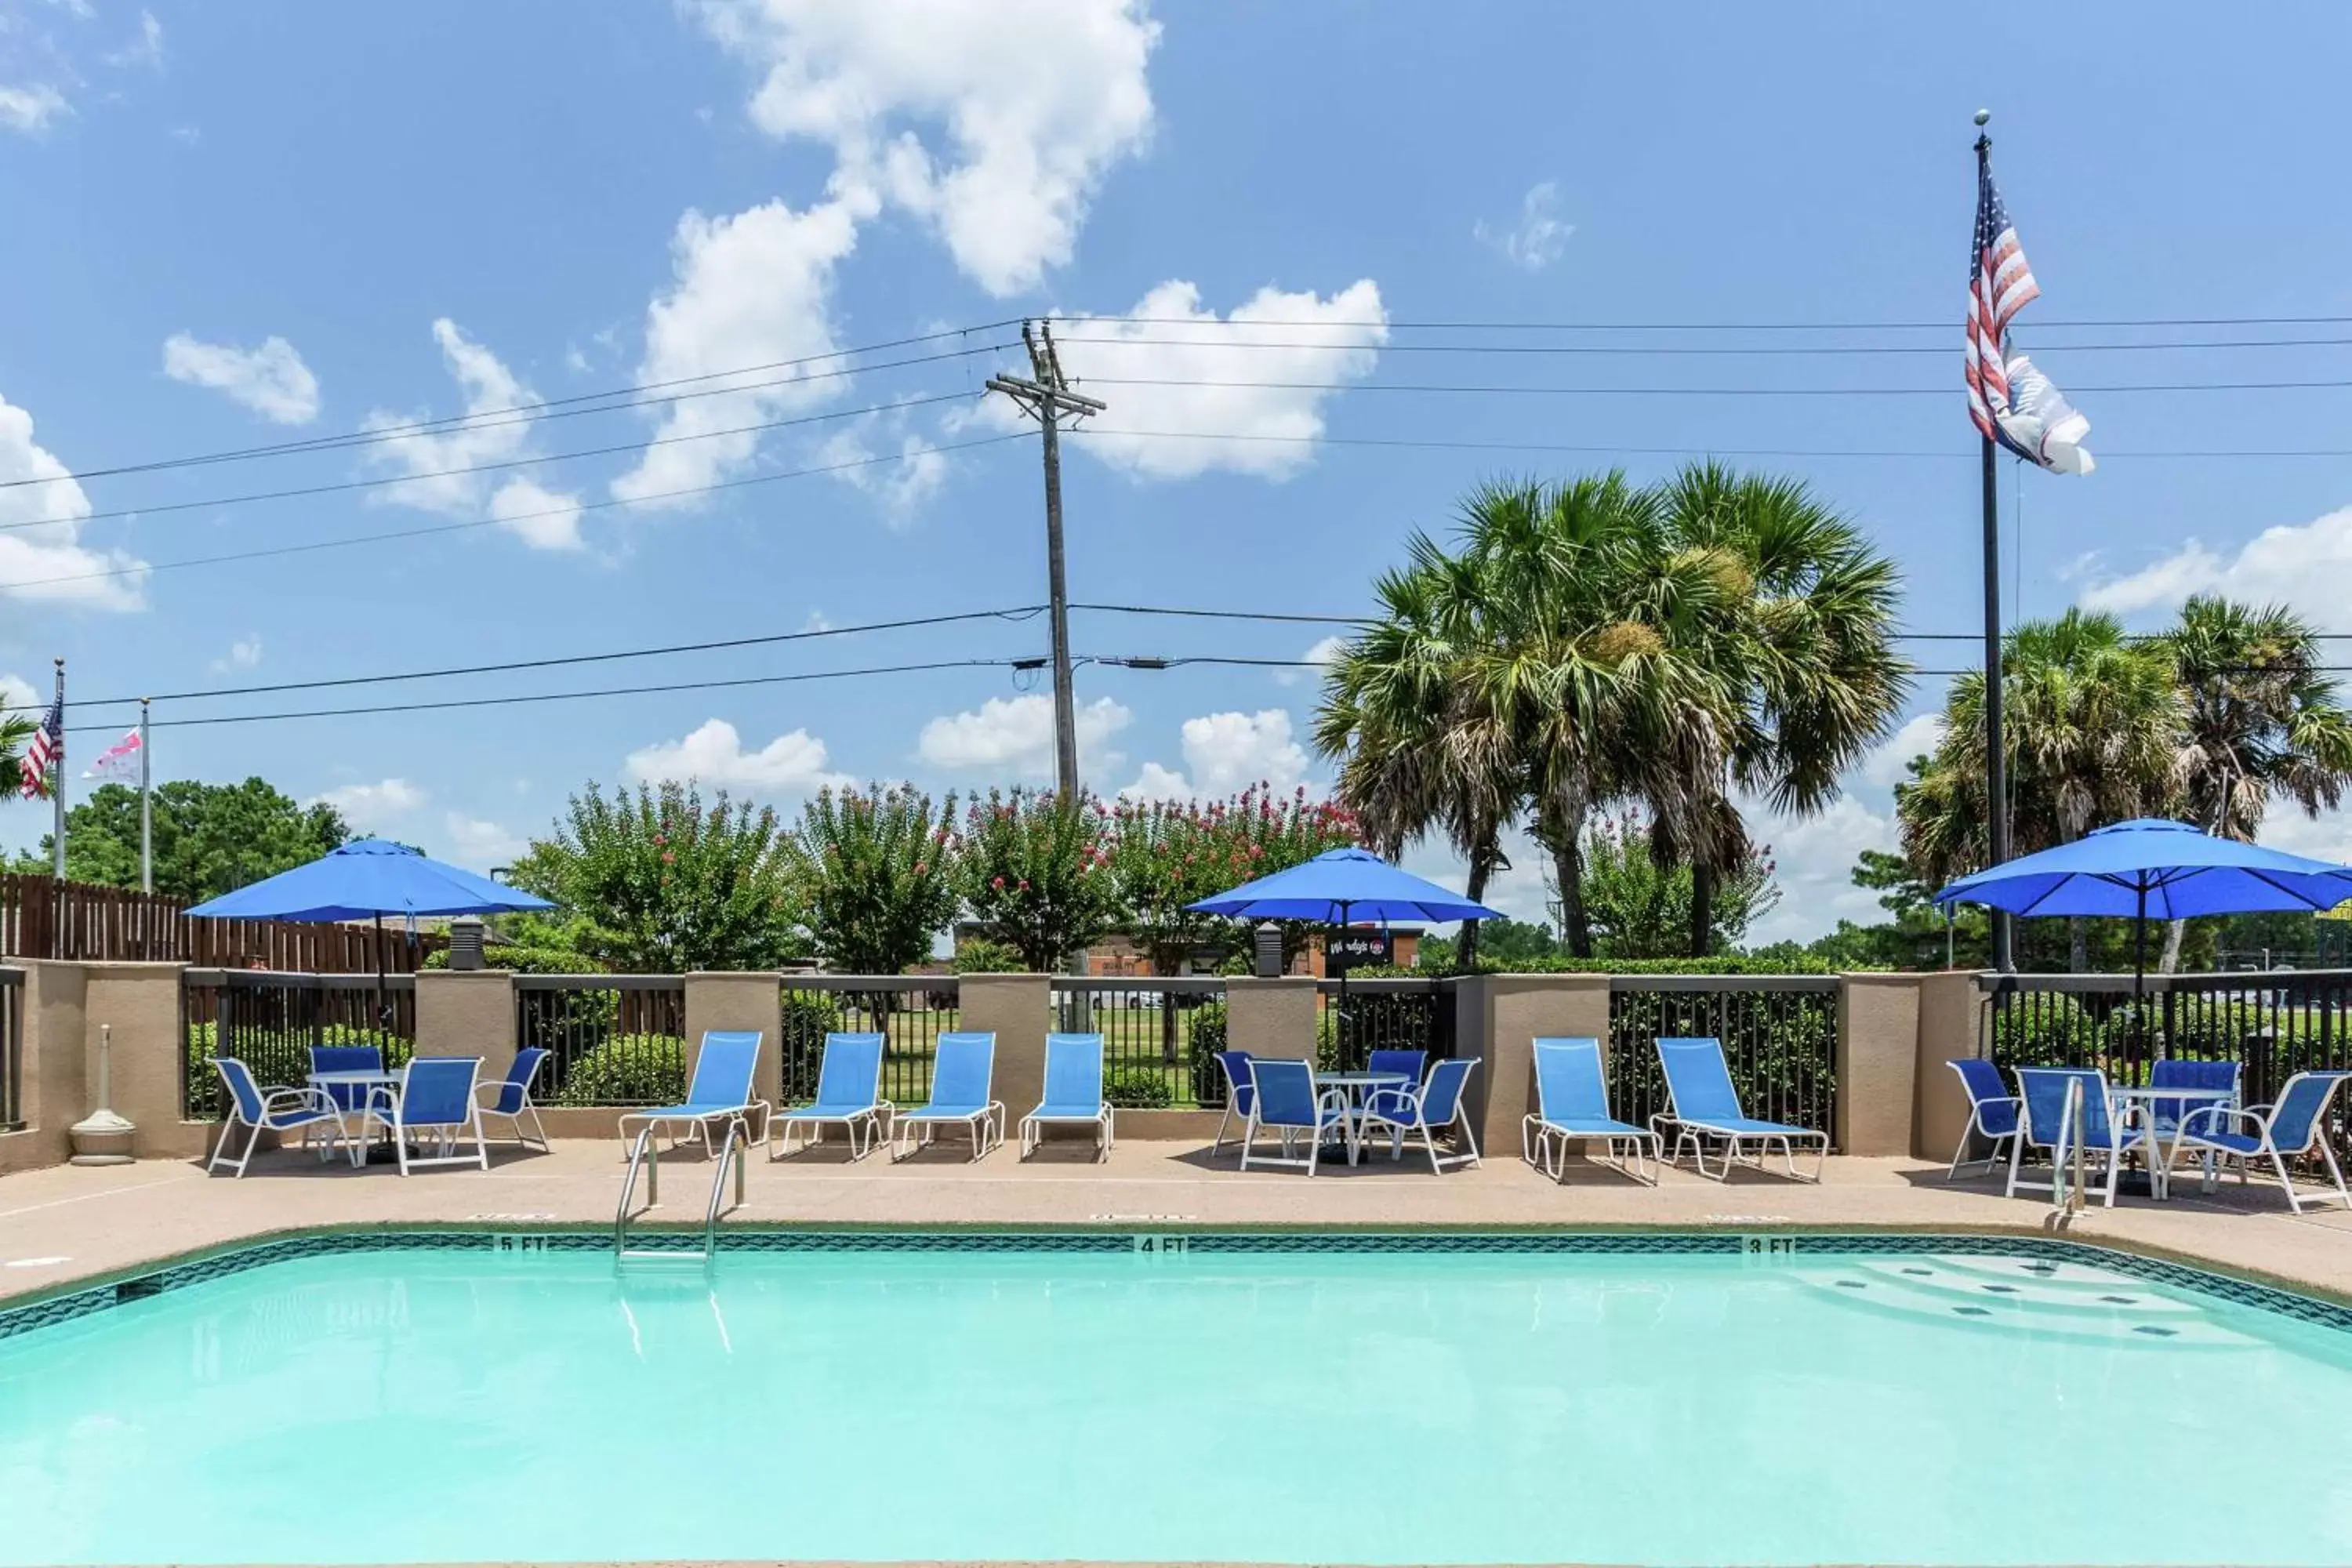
[0,873,441,971]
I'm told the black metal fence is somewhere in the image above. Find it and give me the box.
[1317,977,1455,1075]
[1606,976,1841,1142]
[180,969,418,1120]
[1980,971,2352,1123]
[514,975,687,1107]
[782,975,960,1108]
[0,965,22,1131]
[1052,978,1227,1109]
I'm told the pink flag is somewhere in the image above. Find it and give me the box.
[84,728,141,782]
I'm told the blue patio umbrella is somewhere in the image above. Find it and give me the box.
[1933,817,2352,1006]
[1189,846,1501,1009]
[187,837,553,1025]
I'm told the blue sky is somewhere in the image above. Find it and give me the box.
[5,0,2352,944]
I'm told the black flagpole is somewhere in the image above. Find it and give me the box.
[1976,110,2016,973]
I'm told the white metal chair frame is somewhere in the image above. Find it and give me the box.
[891,1099,1005,1161]
[2167,1072,2352,1214]
[1018,1100,1115,1159]
[1236,1066,1355,1175]
[2006,1069,2144,1209]
[475,1052,552,1151]
[205,1063,350,1178]
[1944,1060,2023,1181]
[1359,1062,1483,1174]
[355,1058,491,1176]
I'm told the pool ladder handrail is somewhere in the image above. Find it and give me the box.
[613,1116,748,1264]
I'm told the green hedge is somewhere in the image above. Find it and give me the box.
[1105,1065,1174,1109]
[183,1022,414,1120]
[555,1033,688,1107]
[1351,953,1844,978]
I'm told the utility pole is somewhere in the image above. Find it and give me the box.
[988,321,1104,799]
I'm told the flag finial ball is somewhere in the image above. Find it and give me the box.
[1973,108,1991,126]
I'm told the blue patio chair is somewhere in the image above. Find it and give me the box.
[356,1056,488,1176]
[2009,1066,2147,1207]
[2147,1057,2242,1138]
[1210,1050,1256,1155]
[1020,1032,1113,1160]
[1236,1057,1353,1175]
[1944,1058,2022,1181]
[771,1032,891,1160]
[206,1058,350,1178]
[2169,1069,2352,1214]
[618,1030,770,1156]
[1359,1057,1482,1173]
[307,1044,383,1115]
[475,1047,552,1150]
[1523,1037,1660,1184]
[890,1031,1004,1161]
[1652,1036,1828,1181]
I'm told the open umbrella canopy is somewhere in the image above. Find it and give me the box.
[183,837,554,924]
[1188,846,1503,924]
[1932,818,2352,920]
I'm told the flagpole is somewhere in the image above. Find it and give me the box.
[49,659,64,880]
[138,698,151,895]
[1975,110,2015,974]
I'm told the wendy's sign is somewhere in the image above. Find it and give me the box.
[1323,928,1392,972]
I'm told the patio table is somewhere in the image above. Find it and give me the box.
[1313,1070,1410,1166]
[305,1069,404,1166]
[2107,1083,2236,1200]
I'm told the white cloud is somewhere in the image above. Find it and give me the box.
[1275,632,1348,687]
[692,0,1159,296]
[440,812,528,869]
[488,477,586,551]
[107,10,163,71]
[0,392,146,609]
[623,717,854,795]
[2079,504,2352,630]
[1860,711,1944,789]
[209,634,262,673]
[1474,180,1573,271]
[609,196,864,506]
[0,85,67,135]
[1123,709,1312,799]
[314,778,426,833]
[162,332,319,424]
[1741,793,1900,946]
[917,693,1131,779]
[364,319,583,550]
[0,672,37,718]
[1044,279,1387,480]
[816,414,947,522]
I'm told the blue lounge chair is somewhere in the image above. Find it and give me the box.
[308,1044,384,1116]
[1210,1049,1256,1154]
[2169,1069,2352,1214]
[1523,1036,1660,1184]
[356,1056,488,1176]
[2009,1066,2147,1207]
[771,1032,891,1160]
[1652,1036,1828,1181]
[1944,1058,2022,1181]
[618,1030,770,1155]
[1019,1032,1113,1160]
[206,1058,350,1177]
[1359,1056,1482,1173]
[1236,1057,1352,1174]
[890,1031,1003,1161]
[476,1047,552,1150]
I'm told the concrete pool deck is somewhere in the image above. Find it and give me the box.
[6,1136,2352,1308]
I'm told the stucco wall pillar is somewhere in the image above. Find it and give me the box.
[957,974,1051,1111]
[1463,973,1613,1158]
[1835,973,1922,1156]
[414,972,515,1094]
[686,971,782,1105]
[1912,971,1984,1160]
[0,960,88,1171]
[78,963,201,1159]
[1226,976,1318,1061]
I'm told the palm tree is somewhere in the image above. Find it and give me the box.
[1902,608,2182,970]
[1642,463,1910,956]
[0,712,36,802]
[2153,594,2352,968]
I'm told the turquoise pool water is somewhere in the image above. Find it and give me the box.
[2,1240,2350,1565]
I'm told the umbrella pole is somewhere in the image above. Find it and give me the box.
[374,913,387,1046]
[2134,884,2153,1067]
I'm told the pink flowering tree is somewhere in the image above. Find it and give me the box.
[791,784,960,975]
[1109,784,1360,976]
[956,787,1123,972]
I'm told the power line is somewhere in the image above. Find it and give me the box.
[0,389,985,537]
[1066,313,2352,332]
[9,327,1019,491]
[1051,332,2352,358]
[1073,602,1367,626]
[1068,426,2352,463]
[1074,375,2352,398]
[3,432,1032,593]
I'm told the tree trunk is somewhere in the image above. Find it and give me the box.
[1459,836,1497,970]
[1688,858,1716,959]
[1552,833,1592,958]
[2158,917,2187,975]
[2068,916,2088,974]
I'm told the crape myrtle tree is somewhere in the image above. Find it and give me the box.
[956,787,1123,973]
[507,781,804,972]
[792,783,960,976]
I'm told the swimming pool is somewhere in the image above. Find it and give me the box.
[2,1231,2349,1566]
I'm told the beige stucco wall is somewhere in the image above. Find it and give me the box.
[0,960,88,1172]
[1835,974,1922,1156]
[1912,970,1984,1160]
[685,972,781,1106]
[1226,976,1316,1060]
[414,970,514,1075]
[1469,973,1613,1152]
[956,974,1051,1115]
[77,963,206,1160]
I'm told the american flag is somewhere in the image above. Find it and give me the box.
[1965,151,2042,450]
[18,695,60,800]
